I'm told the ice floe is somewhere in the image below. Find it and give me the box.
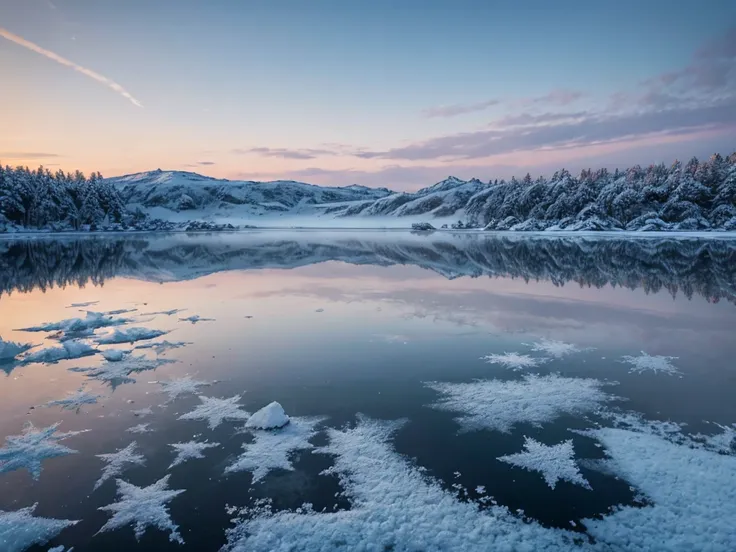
[21,340,97,364]
[179,315,214,324]
[97,474,185,544]
[19,311,131,341]
[156,376,211,402]
[223,414,578,551]
[0,336,32,374]
[97,327,168,345]
[619,351,681,376]
[67,300,99,308]
[168,440,220,469]
[245,401,290,430]
[525,338,589,358]
[426,373,619,433]
[178,395,250,429]
[127,423,152,435]
[0,422,84,480]
[135,340,191,355]
[43,387,102,413]
[497,437,591,490]
[94,441,146,491]
[0,504,78,552]
[480,352,548,371]
[226,417,325,482]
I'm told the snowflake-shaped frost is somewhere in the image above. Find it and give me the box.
[136,340,191,355]
[94,441,146,491]
[525,338,588,358]
[0,503,78,552]
[127,424,152,435]
[169,440,220,469]
[156,376,211,402]
[620,351,681,376]
[0,422,84,480]
[480,352,548,371]
[43,387,102,413]
[178,395,250,430]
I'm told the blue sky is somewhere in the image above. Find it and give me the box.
[1,0,735,189]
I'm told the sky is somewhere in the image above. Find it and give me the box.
[1,0,735,191]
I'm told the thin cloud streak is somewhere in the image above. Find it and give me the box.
[0,27,143,107]
[0,151,60,160]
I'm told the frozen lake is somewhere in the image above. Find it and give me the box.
[1,231,735,551]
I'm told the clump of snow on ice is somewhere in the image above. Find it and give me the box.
[692,422,736,454]
[157,376,211,402]
[43,387,101,413]
[22,340,96,364]
[497,437,591,490]
[178,395,250,429]
[101,349,131,362]
[168,440,220,469]
[0,422,84,480]
[97,474,185,544]
[179,315,214,324]
[94,441,146,491]
[0,503,78,552]
[480,352,548,371]
[135,340,191,355]
[426,373,619,433]
[245,402,290,430]
[97,327,168,345]
[619,351,681,376]
[127,423,151,435]
[226,417,325,482]
[222,414,578,552]
[524,338,590,358]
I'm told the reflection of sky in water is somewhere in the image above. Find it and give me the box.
[1,234,735,551]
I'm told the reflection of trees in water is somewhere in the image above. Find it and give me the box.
[1,235,735,305]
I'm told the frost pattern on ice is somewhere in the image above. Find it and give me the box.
[22,340,96,364]
[525,338,589,358]
[480,352,548,371]
[43,387,101,412]
[693,422,736,454]
[127,423,152,435]
[0,503,78,552]
[226,417,325,482]
[178,395,250,429]
[97,474,185,544]
[245,401,290,430]
[97,327,168,345]
[94,441,146,491]
[156,376,210,402]
[497,437,591,490]
[179,315,214,324]
[72,354,170,390]
[168,440,219,469]
[135,340,191,355]
[619,351,681,376]
[0,423,83,480]
[19,311,130,335]
[426,374,619,433]
[223,414,578,552]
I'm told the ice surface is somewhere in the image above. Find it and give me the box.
[480,352,548,371]
[0,422,83,480]
[226,417,324,482]
[0,504,78,552]
[101,349,130,362]
[426,373,619,433]
[22,340,97,364]
[245,401,290,430]
[127,423,151,434]
[178,395,250,429]
[179,315,214,324]
[135,340,191,354]
[619,351,681,376]
[223,414,578,551]
[156,376,210,402]
[97,327,168,345]
[94,441,146,491]
[525,338,588,358]
[168,440,219,469]
[497,437,591,490]
[43,387,101,412]
[97,474,185,544]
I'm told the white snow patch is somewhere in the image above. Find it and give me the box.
[22,340,96,364]
[178,395,250,429]
[97,474,185,544]
[94,441,146,491]
[426,373,619,433]
[245,402,290,430]
[0,504,78,552]
[168,440,219,469]
[127,423,152,434]
[619,351,681,376]
[135,340,191,355]
[43,387,101,412]
[157,376,211,402]
[525,338,589,358]
[97,327,168,345]
[0,422,84,480]
[101,349,131,362]
[226,417,325,482]
[497,437,591,490]
[71,354,171,390]
[480,352,548,371]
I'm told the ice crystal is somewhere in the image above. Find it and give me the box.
[156,376,211,402]
[97,474,185,544]
[0,422,83,480]
[525,338,589,358]
[97,327,168,345]
[0,503,78,552]
[127,423,152,435]
[480,352,548,371]
[178,395,250,429]
[43,387,102,413]
[226,417,325,482]
[497,437,591,490]
[619,351,681,376]
[426,373,619,433]
[94,441,146,491]
[168,440,220,469]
